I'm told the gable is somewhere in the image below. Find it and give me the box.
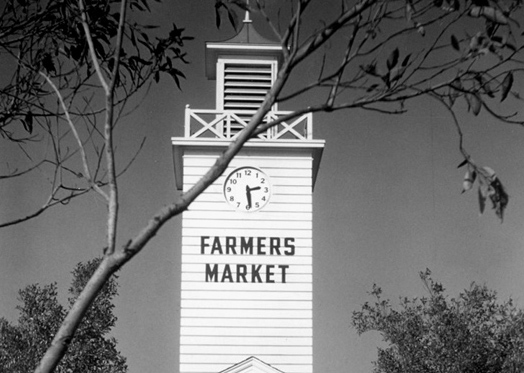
[218,357,286,373]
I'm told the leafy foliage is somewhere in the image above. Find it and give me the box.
[0,258,126,372]
[0,0,191,141]
[0,0,193,227]
[352,269,524,373]
[459,161,509,221]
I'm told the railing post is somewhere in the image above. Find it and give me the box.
[184,105,191,137]
[225,111,230,139]
[306,113,313,139]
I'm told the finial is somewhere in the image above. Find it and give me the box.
[244,0,252,23]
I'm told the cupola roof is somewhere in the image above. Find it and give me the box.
[205,11,283,79]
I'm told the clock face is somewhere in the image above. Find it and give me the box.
[224,166,271,212]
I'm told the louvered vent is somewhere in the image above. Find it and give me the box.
[222,63,274,136]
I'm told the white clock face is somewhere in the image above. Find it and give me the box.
[223,167,271,212]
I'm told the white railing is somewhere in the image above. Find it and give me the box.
[184,106,313,140]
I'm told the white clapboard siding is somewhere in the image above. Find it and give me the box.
[181,255,312,266]
[182,228,312,239]
[188,201,313,212]
[184,210,312,221]
[181,317,312,328]
[182,154,312,168]
[180,356,313,366]
[181,345,312,356]
[183,219,312,230]
[181,281,312,292]
[180,326,312,337]
[181,290,312,301]
[181,308,312,319]
[181,299,311,310]
[181,335,312,347]
[180,149,314,373]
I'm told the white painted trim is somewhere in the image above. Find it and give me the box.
[207,44,283,51]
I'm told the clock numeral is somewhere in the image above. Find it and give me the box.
[246,205,251,211]
[226,187,231,192]
[229,196,235,202]
[245,170,251,176]
[229,179,237,185]
[260,178,265,184]
[264,187,269,193]
[255,202,260,208]
[236,172,242,178]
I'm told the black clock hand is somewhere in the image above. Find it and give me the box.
[246,185,252,208]
[249,186,261,192]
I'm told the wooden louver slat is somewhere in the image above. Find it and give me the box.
[221,62,274,137]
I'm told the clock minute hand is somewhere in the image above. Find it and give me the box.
[246,185,252,208]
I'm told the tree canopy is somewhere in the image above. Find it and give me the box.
[352,270,524,373]
[0,258,126,372]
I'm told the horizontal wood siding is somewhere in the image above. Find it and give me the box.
[180,151,313,373]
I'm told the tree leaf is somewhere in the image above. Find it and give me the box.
[387,48,399,70]
[457,159,468,168]
[401,54,411,67]
[478,186,486,214]
[500,71,513,102]
[227,5,239,31]
[470,93,481,115]
[482,7,508,24]
[215,1,224,29]
[472,0,489,5]
[469,6,508,24]
[482,166,496,178]
[23,112,33,134]
[139,0,151,12]
[490,178,508,221]
[451,35,460,51]
[462,169,476,193]
[360,62,378,76]
[166,68,186,89]
[42,53,56,74]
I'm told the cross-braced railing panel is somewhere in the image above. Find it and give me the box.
[184,107,313,140]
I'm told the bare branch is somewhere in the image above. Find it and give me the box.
[39,72,109,200]
[78,0,110,95]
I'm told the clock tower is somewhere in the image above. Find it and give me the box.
[172,12,324,373]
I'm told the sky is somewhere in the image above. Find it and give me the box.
[1,1,524,373]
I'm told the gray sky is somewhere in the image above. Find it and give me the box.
[1,1,524,373]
